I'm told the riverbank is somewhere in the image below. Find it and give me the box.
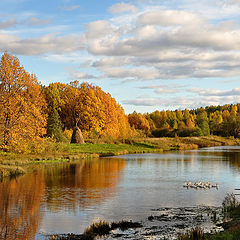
[1,136,240,179]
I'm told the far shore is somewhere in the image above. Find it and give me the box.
[1,135,240,179]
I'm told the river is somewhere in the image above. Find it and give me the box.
[1,146,240,239]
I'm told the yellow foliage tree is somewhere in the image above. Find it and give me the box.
[0,53,47,151]
[60,81,130,140]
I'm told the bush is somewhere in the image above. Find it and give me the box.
[222,193,239,213]
[152,128,175,137]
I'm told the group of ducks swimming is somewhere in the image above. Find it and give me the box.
[183,181,219,189]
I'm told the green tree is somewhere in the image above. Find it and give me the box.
[45,83,66,142]
[196,110,210,136]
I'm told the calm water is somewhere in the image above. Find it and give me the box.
[1,146,240,239]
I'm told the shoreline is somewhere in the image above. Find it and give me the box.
[1,135,240,179]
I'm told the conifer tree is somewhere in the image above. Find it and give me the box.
[45,83,66,142]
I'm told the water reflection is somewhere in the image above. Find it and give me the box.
[0,171,45,240]
[0,158,126,239]
[44,158,126,211]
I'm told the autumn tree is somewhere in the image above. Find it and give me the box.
[128,111,150,133]
[60,81,130,141]
[0,53,47,151]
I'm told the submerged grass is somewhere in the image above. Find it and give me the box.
[49,220,143,240]
[178,227,205,240]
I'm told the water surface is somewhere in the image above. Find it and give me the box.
[1,146,240,239]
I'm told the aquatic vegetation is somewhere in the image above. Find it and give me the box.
[83,220,111,237]
[222,193,239,213]
[178,227,205,240]
[49,220,142,240]
[111,220,142,231]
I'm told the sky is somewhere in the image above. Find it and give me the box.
[2,0,240,113]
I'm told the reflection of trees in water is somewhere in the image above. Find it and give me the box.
[224,151,240,169]
[0,158,126,238]
[44,158,126,211]
[0,172,45,240]
[185,150,240,170]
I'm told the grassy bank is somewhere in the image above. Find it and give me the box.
[137,135,240,151]
[0,136,239,179]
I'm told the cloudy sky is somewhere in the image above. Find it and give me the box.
[2,0,240,113]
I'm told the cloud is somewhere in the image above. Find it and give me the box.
[22,17,52,26]
[69,70,97,79]
[138,84,183,94]
[81,7,240,81]
[123,95,240,109]
[154,88,180,94]
[109,3,138,14]
[60,5,80,11]
[0,33,85,55]
[85,20,115,39]
[190,88,240,96]
[139,10,204,26]
[0,18,17,29]
[96,66,161,80]
[225,0,240,6]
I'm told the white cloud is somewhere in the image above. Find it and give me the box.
[154,88,180,94]
[190,88,240,96]
[123,95,240,109]
[109,3,138,14]
[85,20,115,39]
[79,6,240,82]
[225,0,240,6]
[70,70,96,79]
[98,66,161,80]
[139,10,204,26]
[0,33,85,55]
[138,84,184,94]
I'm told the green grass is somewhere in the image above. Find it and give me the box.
[64,142,161,156]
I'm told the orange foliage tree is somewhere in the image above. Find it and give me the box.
[128,111,150,133]
[60,81,130,139]
[0,53,47,151]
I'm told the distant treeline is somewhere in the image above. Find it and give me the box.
[128,104,240,138]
